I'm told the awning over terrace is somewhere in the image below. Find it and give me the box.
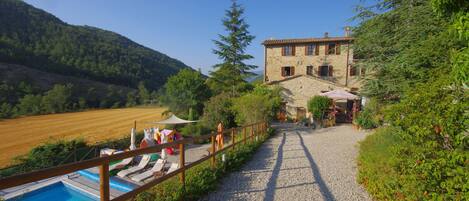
[319,89,359,100]
[147,114,197,125]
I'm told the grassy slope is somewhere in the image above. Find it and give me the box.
[358,127,419,200]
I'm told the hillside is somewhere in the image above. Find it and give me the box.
[0,0,192,90]
[0,63,135,100]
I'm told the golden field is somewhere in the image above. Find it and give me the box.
[0,107,166,168]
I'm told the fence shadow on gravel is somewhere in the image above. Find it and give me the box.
[296,131,336,200]
[263,132,286,201]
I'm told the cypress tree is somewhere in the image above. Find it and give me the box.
[208,0,256,95]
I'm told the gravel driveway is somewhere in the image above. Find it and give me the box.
[202,123,371,201]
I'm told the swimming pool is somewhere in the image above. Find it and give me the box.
[7,182,97,201]
[77,170,136,192]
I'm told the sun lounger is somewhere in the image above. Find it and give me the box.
[130,159,166,182]
[109,157,134,171]
[117,155,151,178]
[167,163,179,174]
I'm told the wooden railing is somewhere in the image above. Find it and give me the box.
[0,121,268,201]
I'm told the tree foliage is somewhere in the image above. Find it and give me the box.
[354,0,455,101]
[0,0,190,90]
[41,84,72,113]
[208,0,256,95]
[161,69,210,118]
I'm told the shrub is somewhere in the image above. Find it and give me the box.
[355,109,378,129]
[307,96,331,120]
[231,85,282,126]
[180,123,211,143]
[0,139,89,177]
[359,78,469,200]
[201,93,236,129]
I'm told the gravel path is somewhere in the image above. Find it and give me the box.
[202,123,372,201]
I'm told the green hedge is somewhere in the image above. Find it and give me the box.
[0,132,144,178]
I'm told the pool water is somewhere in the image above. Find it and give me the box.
[8,182,97,201]
[77,170,136,192]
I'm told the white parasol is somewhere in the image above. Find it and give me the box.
[147,114,197,125]
[319,89,359,100]
[130,128,137,150]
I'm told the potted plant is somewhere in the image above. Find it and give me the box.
[307,96,332,129]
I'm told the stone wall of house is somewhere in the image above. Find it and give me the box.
[271,76,348,117]
[264,42,362,87]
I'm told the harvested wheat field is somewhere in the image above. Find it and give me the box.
[0,107,166,168]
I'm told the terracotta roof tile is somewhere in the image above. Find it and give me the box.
[262,37,353,45]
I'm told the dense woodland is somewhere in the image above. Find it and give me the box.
[354,0,468,199]
[0,0,194,118]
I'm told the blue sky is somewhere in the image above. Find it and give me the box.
[25,0,368,75]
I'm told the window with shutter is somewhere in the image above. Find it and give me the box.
[282,45,294,56]
[319,66,329,77]
[315,44,319,55]
[349,65,357,76]
[329,65,333,77]
[327,43,336,55]
[305,44,315,55]
[281,66,293,77]
[306,66,313,75]
[335,43,341,55]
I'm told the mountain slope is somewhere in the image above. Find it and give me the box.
[0,0,191,90]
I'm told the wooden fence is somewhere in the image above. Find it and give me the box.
[0,121,268,201]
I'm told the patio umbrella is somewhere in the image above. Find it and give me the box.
[130,128,136,150]
[319,89,359,100]
[146,114,197,125]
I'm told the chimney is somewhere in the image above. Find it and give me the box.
[324,32,329,38]
[345,26,351,37]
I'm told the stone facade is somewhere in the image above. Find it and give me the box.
[263,35,363,118]
[270,75,349,118]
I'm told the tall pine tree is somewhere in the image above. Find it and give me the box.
[208,0,256,95]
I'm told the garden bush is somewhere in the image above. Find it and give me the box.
[355,109,378,129]
[358,78,469,200]
[307,95,331,121]
[231,85,281,126]
[201,93,236,129]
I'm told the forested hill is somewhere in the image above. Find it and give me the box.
[0,0,192,90]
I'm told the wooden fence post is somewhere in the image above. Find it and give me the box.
[211,133,216,168]
[243,127,247,145]
[100,162,110,201]
[179,143,185,189]
[231,128,235,151]
[250,125,254,142]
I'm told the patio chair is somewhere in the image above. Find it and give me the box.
[109,157,134,171]
[130,159,166,182]
[167,163,179,174]
[117,155,151,178]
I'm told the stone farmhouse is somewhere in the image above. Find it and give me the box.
[263,30,364,120]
